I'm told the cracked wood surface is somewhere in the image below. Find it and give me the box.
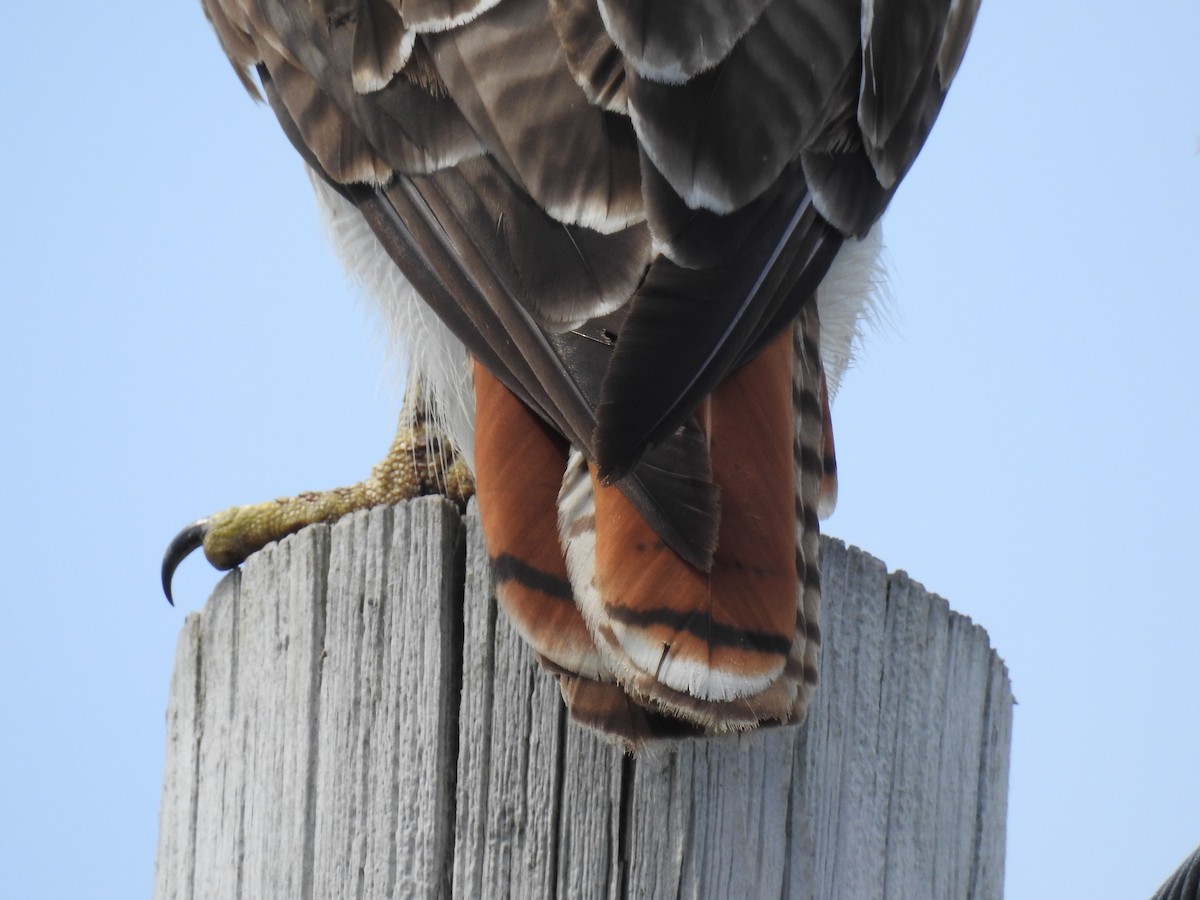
[154,497,1013,899]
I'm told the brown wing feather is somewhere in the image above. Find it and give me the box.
[547,0,629,112]
[260,46,392,185]
[399,0,499,31]
[860,0,981,187]
[628,0,862,214]
[350,0,413,94]
[426,0,644,231]
[596,0,773,82]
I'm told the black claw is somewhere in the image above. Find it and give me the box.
[162,518,211,606]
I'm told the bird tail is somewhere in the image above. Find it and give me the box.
[472,307,828,747]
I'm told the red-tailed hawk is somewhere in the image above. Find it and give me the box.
[169,0,980,747]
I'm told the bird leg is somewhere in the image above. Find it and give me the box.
[162,381,473,602]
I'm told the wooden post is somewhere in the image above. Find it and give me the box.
[154,497,1013,899]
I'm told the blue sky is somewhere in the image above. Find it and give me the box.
[2,1,1197,896]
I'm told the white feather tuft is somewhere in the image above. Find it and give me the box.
[307,169,477,468]
[815,223,891,398]
[557,449,605,628]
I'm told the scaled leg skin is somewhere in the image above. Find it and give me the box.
[161,381,473,602]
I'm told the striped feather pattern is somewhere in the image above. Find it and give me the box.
[861,0,981,188]
[554,331,819,734]
[628,0,862,214]
[473,363,608,680]
[596,0,772,83]
[547,0,628,112]
[196,0,978,746]
[598,331,798,703]
[349,0,414,94]
[426,0,645,232]
[401,157,650,331]
[790,302,828,718]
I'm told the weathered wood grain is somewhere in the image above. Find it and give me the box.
[155,497,1013,899]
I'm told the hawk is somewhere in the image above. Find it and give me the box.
[168,0,980,747]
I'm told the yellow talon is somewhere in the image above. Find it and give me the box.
[163,383,474,603]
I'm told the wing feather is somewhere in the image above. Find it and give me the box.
[350,0,414,94]
[593,196,840,481]
[408,157,651,331]
[399,0,501,32]
[595,0,773,83]
[860,0,979,187]
[426,0,645,231]
[627,0,861,214]
[548,0,629,112]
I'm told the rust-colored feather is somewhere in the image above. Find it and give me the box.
[540,657,705,748]
[593,330,797,699]
[552,329,812,733]
[473,362,607,680]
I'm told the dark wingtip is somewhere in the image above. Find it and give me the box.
[161,518,211,606]
[592,411,645,486]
